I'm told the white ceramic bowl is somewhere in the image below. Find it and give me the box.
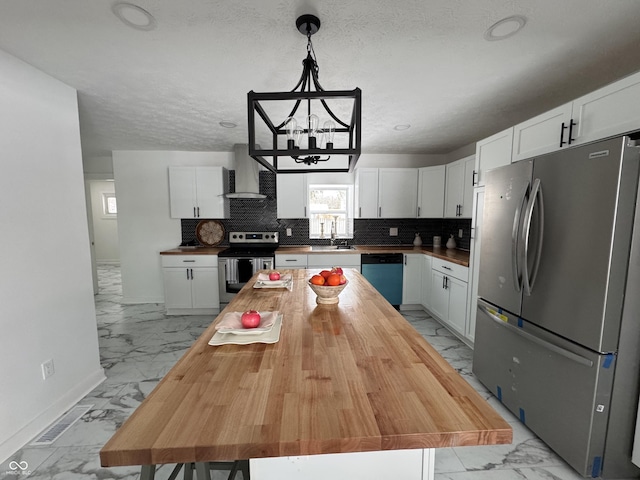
[307,279,348,304]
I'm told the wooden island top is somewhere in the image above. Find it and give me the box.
[100,269,510,468]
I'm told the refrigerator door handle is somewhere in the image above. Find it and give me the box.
[522,178,545,295]
[478,304,593,368]
[511,183,528,292]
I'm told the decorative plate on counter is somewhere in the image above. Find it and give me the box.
[196,220,225,246]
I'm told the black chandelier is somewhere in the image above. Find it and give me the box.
[247,14,361,174]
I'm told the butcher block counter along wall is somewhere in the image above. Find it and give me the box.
[100,269,511,480]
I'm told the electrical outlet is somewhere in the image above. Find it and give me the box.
[41,359,55,380]
[286,228,292,236]
[390,227,398,237]
[459,229,463,238]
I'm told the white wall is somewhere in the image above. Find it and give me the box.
[0,49,104,463]
[446,142,476,162]
[113,151,233,303]
[89,180,120,263]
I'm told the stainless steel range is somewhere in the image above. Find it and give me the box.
[218,231,279,304]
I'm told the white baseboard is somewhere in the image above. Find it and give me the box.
[0,368,106,465]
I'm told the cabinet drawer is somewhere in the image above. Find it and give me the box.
[432,259,468,282]
[275,254,307,268]
[307,254,360,267]
[161,255,218,267]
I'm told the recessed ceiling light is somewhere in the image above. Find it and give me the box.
[219,121,238,129]
[111,3,157,31]
[484,15,527,41]
[394,124,411,131]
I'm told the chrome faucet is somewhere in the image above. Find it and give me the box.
[330,221,336,246]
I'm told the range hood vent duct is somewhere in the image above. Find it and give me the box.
[225,144,267,199]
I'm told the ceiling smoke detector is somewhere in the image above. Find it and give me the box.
[484,15,527,41]
[111,3,157,31]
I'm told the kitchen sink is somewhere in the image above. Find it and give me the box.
[309,245,356,251]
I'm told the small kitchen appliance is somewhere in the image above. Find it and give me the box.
[218,231,279,304]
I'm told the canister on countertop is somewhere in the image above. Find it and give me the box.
[433,236,441,248]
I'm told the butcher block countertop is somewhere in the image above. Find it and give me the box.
[277,245,470,267]
[100,269,510,467]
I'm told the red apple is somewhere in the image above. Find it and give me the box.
[241,310,261,328]
[331,266,343,275]
[269,271,281,281]
[339,274,347,285]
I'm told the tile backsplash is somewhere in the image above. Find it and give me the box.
[181,171,471,250]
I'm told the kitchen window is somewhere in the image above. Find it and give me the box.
[308,185,354,239]
[102,193,117,217]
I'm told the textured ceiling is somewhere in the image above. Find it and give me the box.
[1,0,640,158]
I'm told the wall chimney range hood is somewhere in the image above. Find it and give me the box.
[225,144,267,199]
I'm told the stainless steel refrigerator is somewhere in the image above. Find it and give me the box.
[473,135,640,479]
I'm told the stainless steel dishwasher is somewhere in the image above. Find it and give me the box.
[360,253,403,307]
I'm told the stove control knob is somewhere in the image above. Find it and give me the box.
[232,234,237,239]
[239,234,244,239]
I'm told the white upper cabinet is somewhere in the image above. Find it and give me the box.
[444,155,474,218]
[417,166,445,218]
[572,70,640,146]
[511,70,640,162]
[475,128,513,186]
[378,168,418,218]
[276,173,307,219]
[169,166,229,219]
[512,103,573,162]
[355,168,379,218]
[355,168,417,218]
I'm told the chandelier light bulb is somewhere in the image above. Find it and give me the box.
[284,117,298,149]
[323,120,335,149]
[307,114,319,149]
[293,127,304,148]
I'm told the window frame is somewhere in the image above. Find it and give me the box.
[307,184,354,239]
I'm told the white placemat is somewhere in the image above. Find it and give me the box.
[208,314,283,346]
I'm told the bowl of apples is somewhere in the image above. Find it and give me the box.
[308,267,348,304]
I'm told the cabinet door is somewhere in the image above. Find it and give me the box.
[402,254,422,304]
[461,156,475,218]
[417,166,445,218]
[196,167,228,219]
[163,268,193,309]
[466,187,485,343]
[277,174,307,218]
[430,270,449,321]
[379,169,418,218]
[191,267,219,309]
[572,70,640,146]
[474,127,513,186]
[355,168,379,218]
[169,167,197,219]
[512,104,573,162]
[444,160,464,218]
[447,276,468,336]
[421,254,432,309]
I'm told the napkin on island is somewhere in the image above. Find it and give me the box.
[215,311,279,332]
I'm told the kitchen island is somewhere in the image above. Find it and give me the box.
[100,269,511,479]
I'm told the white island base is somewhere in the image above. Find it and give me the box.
[250,448,435,480]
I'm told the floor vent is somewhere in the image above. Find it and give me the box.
[31,404,94,445]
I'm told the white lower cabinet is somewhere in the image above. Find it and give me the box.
[307,254,361,273]
[275,254,307,270]
[420,255,432,310]
[401,253,422,306]
[429,259,469,340]
[161,255,219,315]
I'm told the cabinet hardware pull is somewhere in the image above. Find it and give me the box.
[568,119,576,145]
[359,207,362,217]
[304,206,307,216]
[379,206,382,217]
[193,207,196,218]
[472,170,478,186]
[442,275,446,289]
[190,268,193,279]
[285,259,296,262]
[417,206,421,217]
[404,255,407,265]
[442,265,452,270]
[444,276,449,290]
[197,207,200,217]
[183,260,196,262]
[186,269,190,279]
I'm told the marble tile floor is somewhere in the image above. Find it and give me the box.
[1,265,585,480]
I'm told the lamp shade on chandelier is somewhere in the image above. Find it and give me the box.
[247,14,361,173]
